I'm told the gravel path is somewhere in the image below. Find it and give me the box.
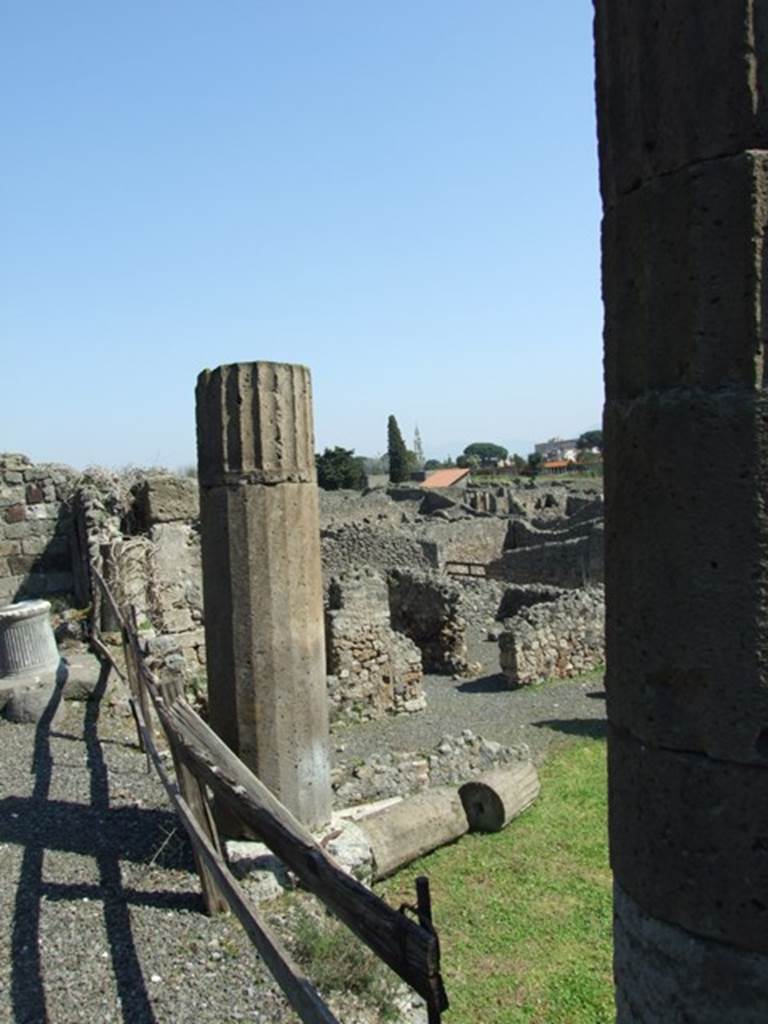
[0,655,606,1024]
[0,670,295,1024]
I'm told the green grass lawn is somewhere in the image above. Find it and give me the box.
[378,738,612,1024]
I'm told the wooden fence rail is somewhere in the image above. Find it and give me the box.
[88,565,448,1024]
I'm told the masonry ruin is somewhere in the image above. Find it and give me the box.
[596,2,768,1019]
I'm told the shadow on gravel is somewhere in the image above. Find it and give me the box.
[532,717,608,741]
[456,673,510,694]
[9,661,199,1024]
[587,690,607,701]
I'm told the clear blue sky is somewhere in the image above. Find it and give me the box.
[2,2,602,470]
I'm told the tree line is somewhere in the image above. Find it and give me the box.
[315,417,603,490]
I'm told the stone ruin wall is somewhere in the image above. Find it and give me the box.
[1,456,607,699]
[388,569,469,675]
[498,586,605,687]
[0,453,78,605]
[325,570,424,721]
[489,526,604,589]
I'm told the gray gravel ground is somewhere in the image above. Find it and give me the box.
[332,649,606,768]
[0,651,605,1024]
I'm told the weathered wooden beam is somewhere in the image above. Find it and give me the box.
[154,694,447,1014]
[132,696,339,1024]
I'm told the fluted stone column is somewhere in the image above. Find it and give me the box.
[196,361,331,829]
[595,3,768,1019]
[0,600,59,678]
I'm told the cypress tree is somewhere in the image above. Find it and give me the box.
[387,415,409,483]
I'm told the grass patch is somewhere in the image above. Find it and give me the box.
[378,737,612,1024]
[282,898,402,1021]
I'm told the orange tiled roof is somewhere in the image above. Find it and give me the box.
[542,459,570,469]
[422,468,471,488]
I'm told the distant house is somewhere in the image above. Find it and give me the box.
[535,437,579,463]
[420,467,471,489]
[541,459,572,475]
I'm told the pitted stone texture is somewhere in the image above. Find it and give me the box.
[604,390,768,763]
[608,726,768,955]
[614,882,768,1023]
[603,152,768,400]
[200,480,331,829]
[595,1,768,204]
[4,684,64,725]
[196,362,316,487]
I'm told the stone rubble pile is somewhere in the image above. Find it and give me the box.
[332,729,529,807]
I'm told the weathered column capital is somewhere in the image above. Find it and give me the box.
[196,362,316,488]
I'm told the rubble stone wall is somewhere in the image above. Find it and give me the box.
[388,569,468,674]
[0,453,78,604]
[416,518,508,567]
[490,527,604,588]
[503,517,602,550]
[322,523,440,579]
[325,571,424,720]
[499,586,605,686]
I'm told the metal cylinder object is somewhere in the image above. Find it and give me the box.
[0,599,60,678]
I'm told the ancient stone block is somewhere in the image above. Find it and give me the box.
[133,475,199,525]
[595,0,768,204]
[614,883,768,1024]
[604,390,768,763]
[459,763,540,832]
[4,504,26,524]
[603,153,768,400]
[609,726,768,955]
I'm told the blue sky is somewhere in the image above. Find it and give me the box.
[2,2,602,469]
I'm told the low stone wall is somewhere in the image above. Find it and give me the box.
[496,583,566,621]
[321,523,440,580]
[388,570,468,674]
[416,517,508,567]
[319,488,402,530]
[325,571,424,720]
[503,517,602,550]
[499,585,605,686]
[0,453,78,604]
[490,527,604,588]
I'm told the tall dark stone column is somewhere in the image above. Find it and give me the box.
[196,361,332,830]
[595,3,768,1018]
